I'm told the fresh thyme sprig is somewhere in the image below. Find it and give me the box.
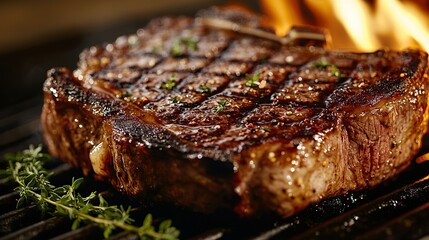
[0,145,180,240]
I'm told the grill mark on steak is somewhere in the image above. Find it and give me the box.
[41,6,429,217]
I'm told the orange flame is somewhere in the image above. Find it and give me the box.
[260,0,429,52]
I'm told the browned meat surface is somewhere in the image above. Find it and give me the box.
[41,7,429,217]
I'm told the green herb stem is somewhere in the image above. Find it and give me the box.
[3,145,179,240]
[19,189,171,240]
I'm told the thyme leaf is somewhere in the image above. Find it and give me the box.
[312,60,342,77]
[199,85,213,93]
[2,145,180,240]
[123,91,132,98]
[261,126,271,132]
[312,60,331,69]
[170,37,199,57]
[161,74,177,91]
[244,73,261,88]
[170,95,179,103]
[116,91,132,99]
[330,64,341,77]
[216,99,227,112]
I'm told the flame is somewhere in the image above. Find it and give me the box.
[259,0,301,36]
[330,0,380,51]
[260,0,429,52]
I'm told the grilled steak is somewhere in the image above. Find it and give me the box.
[41,7,429,217]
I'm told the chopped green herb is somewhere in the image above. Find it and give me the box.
[199,84,213,93]
[330,64,341,77]
[124,91,132,97]
[261,126,271,132]
[312,60,342,77]
[244,72,261,88]
[151,45,161,54]
[116,91,132,99]
[1,145,180,240]
[183,37,198,51]
[216,99,227,112]
[170,37,199,57]
[312,60,331,69]
[170,42,182,57]
[161,74,177,91]
[171,96,179,103]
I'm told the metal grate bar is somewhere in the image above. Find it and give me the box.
[290,177,429,240]
[0,192,19,215]
[109,231,140,240]
[50,224,102,240]
[189,228,228,240]
[0,206,41,234]
[0,216,69,240]
[355,202,429,240]
[0,100,42,149]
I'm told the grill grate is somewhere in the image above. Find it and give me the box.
[1,99,429,239]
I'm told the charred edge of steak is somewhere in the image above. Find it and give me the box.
[41,7,429,217]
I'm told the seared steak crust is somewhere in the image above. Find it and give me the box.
[41,7,429,217]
